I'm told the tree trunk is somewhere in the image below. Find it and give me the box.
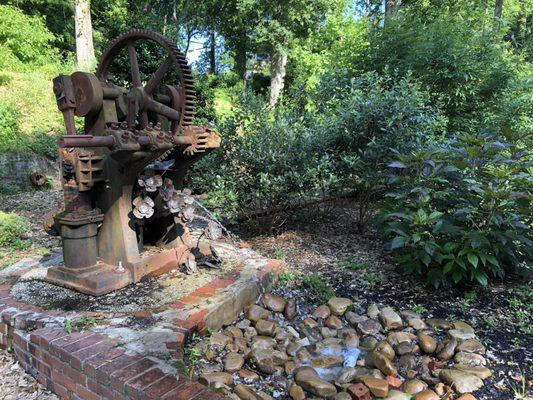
[269,49,288,107]
[234,42,247,80]
[74,0,95,71]
[209,31,216,74]
[494,0,504,20]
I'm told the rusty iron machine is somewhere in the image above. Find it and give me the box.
[44,30,221,295]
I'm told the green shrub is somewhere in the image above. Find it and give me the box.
[0,211,29,247]
[381,129,532,287]
[0,99,21,152]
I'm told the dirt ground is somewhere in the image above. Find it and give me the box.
[0,190,531,399]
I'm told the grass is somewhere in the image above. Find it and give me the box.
[411,304,428,315]
[507,284,533,336]
[302,272,336,303]
[278,271,296,283]
[458,290,477,312]
[338,257,368,271]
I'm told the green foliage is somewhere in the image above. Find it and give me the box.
[302,272,336,303]
[381,129,532,287]
[0,211,29,247]
[338,258,367,271]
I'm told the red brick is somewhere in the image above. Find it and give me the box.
[30,327,68,348]
[75,383,101,400]
[161,379,205,400]
[70,341,116,371]
[178,295,202,304]
[84,347,126,377]
[51,381,70,399]
[35,358,51,377]
[172,318,196,331]
[64,363,87,385]
[144,374,181,398]
[193,392,225,400]
[61,333,104,355]
[13,332,29,351]
[110,358,156,392]
[50,332,94,358]
[95,354,143,384]
[167,301,185,309]
[52,370,78,392]
[87,377,116,399]
[42,351,64,372]
[125,367,167,398]
[165,331,188,350]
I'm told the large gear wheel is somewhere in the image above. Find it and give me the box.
[96,29,196,135]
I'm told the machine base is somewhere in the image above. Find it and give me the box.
[45,245,192,296]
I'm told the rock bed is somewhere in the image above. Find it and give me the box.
[189,293,492,400]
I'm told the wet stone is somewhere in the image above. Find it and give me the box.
[408,318,427,330]
[456,339,486,354]
[304,317,319,329]
[211,332,233,348]
[384,390,411,400]
[367,303,380,319]
[199,372,234,387]
[289,383,306,400]
[225,326,244,338]
[403,379,427,395]
[334,391,352,400]
[360,336,379,351]
[362,376,389,398]
[453,321,475,333]
[379,307,403,330]
[387,332,416,346]
[448,329,476,341]
[235,384,260,400]
[346,312,368,326]
[426,319,451,330]
[439,369,484,394]
[395,342,415,356]
[436,337,457,361]
[453,364,492,379]
[375,340,395,360]
[454,352,486,366]
[368,350,397,376]
[321,327,337,338]
[238,369,260,382]
[398,354,417,372]
[418,332,437,354]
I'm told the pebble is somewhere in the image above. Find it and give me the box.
[456,339,486,354]
[362,376,389,398]
[436,337,457,361]
[334,391,352,400]
[379,307,403,330]
[225,352,245,372]
[448,329,476,341]
[210,332,232,348]
[289,383,306,400]
[403,379,427,394]
[262,293,287,313]
[387,332,416,346]
[357,319,382,335]
[413,389,439,400]
[225,326,244,338]
[426,319,451,330]
[454,352,486,366]
[325,315,343,329]
[313,304,331,319]
[246,305,271,322]
[238,369,260,382]
[375,340,395,360]
[368,351,397,376]
[235,384,260,400]
[304,317,319,329]
[408,318,427,330]
[439,369,484,394]
[384,390,411,399]
[327,297,353,316]
[298,376,337,398]
[418,332,437,354]
[255,319,276,336]
[453,364,492,379]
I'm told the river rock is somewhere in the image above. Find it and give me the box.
[387,332,416,346]
[289,383,306,400]
[408,318,427,330]
[334,391,352,400]
[454,352,486,366]
[360,336,379,351]
[368,350,397,376]
[413,390,439,400]
[357,319,382,335]
[304,317,319,329]
[457,395,478,400]
[299,377,337,398]
[252,348,275,374]
[426,319,451,330]
[225,352,245,372]
[379,307,403,330]
[246,305,272,322]
[398,354,417,371]
[437,337,457,361]
[302,327,322,344]
[225,326,244,338]
[326,315,343,330]
[403,379,427,394]
[400,310,421,320]
[251,336,276,350]
[235,384,261,400]
[244,327,258,341]
[294,366,319,382]
[362,376,389,398]
[287,342,303,356]
[199,372,234,387]
[236,319,251,329]
[418,332,437,354]
[344,332,360,348]
[238,369,260,382]
[256,319,276,336]
[210,332,233,348]
[395,342,416,356]
[285,299,297,320]
[312,354,344,369]
[321,327,337,338]
[453,364,492,379]
[272,350,289,365]
[375,340,395,360]
[262,293,287,313]
[453,321,475,333]
[346,312,368,326]
[296,348,313,363]
[456,339,486,354]
[314,305,332,319]
[285,361,297,375]
[367,303,380,319]
[439,369,484,394]
[448,329,476,341]
[328,297,353,316]
[384,390,411,400]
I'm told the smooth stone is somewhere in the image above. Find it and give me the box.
[251,336,276,350]
[453,321,475,333]
[408,318,427,330]
[238,369,260,382]
[439,369,484,394]
[252,348,275,374]
[362,376,389,398]
[400,310,421,319]
[246,305,272,322]
[289,384,306,400]
[453,364,492,379]
[236,319,251,329]
[199,372,234,387]
[272,350,289,365]
[387,332,416,346]
[321,327,337,338]
[360,336,379,351]
[299,377,337,398]
[302,327,322,344]
[344,332,360,348]
[346,312,368,326]
[255,319,276,336]
[375,340,395,360]
[285,299,297,320]
[224,326,244,338]
[413,389,439,400]
[367,303,380,319]
[379,307,403,330]
[314,305,332,319]
[296,348,313,363]
[418,332,437,354]
[357,319,382,335]
[437,337,457,361]
[328,297,353,316]
[326,315,343,330]
[225,352,245,372]
[368,350,397,376]
[334,392,352,400]
[285,361,297,375]
[235,384,261,400]
[448,329,476,341]
[294,366,320,382]
[312,355,344,370]
[262,293,287,313]
[304,317,319,329]
[426,319,451,330]
[456,339,486,354]
[454,352,486,366]
[287,342,303,356]
[403,379,427,395]
[395,342,415,356]
[384,390,411,400]
[210,332,233,348]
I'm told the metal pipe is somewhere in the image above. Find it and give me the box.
[60,135,116,148]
